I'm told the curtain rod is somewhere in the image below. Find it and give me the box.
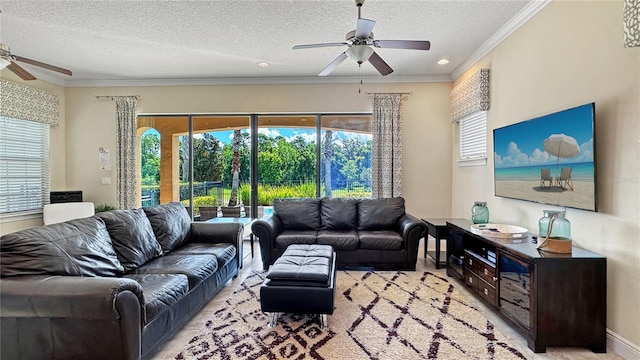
[366,92,412,95]
[95,95,140,100]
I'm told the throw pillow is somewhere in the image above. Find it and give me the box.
[98,209,163,272]
[143,202,192,253]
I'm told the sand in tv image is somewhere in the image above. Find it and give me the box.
[493,103,596,211]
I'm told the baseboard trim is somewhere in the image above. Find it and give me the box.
[607,329,640,360]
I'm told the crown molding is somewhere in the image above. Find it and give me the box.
[63,74,451,87]
[450,0,551,81]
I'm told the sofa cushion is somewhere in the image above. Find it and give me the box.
[124,274,189,324]
[317,230,359,250]
[273,198,321,231]
[168,243,236,268]
[283,244,334,259]
[0,216,124,277]
[131,254,218,289]
[357,197,405,231]
[98,209,163,272]
[274,230,318,249]
[266,255,332,285]
[320,197,358,230]
[358,230,404,250]
[143,202,192,253]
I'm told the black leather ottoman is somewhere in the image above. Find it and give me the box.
[260,244,336,329]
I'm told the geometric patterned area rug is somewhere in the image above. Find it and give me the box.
[175,271,528,360]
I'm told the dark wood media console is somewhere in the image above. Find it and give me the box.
[446,219,607,353]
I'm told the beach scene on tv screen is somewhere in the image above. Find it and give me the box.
[493,104,595,211]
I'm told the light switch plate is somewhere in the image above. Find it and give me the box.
[101,177,111,185]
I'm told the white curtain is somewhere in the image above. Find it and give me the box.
[371,94,403,198]
[115,97,138,209]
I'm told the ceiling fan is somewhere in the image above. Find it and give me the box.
[293,0,431,77]
[0,43,72,81]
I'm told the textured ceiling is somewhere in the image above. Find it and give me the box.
[0,0,540,86]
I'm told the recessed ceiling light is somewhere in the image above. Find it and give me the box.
[437,59,450,65]
[257,62,269,67]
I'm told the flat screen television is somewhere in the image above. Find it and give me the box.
[493,103,596,211]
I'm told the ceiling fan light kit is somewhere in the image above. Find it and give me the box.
[0,57,10,70]
[346,45,374,64]
[292,0,431,77]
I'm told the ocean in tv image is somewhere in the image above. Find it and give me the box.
[493,103,596,211]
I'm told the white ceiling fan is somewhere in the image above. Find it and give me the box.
[1,43,72,80]
[293,0,431,76]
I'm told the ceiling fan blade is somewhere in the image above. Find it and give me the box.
[368,51,393,76]
[14,55,72,76]
[374,40,431,50]
[293,42,347,50]
[355,18,376,39]
[319,52,348,76]
[7,61,37,80]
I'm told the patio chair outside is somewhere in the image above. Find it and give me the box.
[220,206,241,217]
[199,206,219,221]
[555,167,574,191]
[540,168,553,188]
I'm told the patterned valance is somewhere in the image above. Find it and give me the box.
[0,79,59,126]
[450,68,490,123]
[624,0,639,47]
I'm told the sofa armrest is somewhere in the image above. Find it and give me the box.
[189,222,243,245]
[1,275,144,359]
[1,275,144,320]
[251,214,283,268]
[397,213,427,259]
[189,222,244,269]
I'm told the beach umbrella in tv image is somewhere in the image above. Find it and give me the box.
[543,134,580,176]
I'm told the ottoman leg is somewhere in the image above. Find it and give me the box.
[319,314,329,330]
[268,312,281,328]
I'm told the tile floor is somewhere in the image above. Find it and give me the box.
[151,238,624,360]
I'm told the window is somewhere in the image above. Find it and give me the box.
[458,111,487,166]
[0,117,50,215]
[137,113,372,220]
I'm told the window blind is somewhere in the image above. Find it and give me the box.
[459,111,487,162]
[0,117,50,215]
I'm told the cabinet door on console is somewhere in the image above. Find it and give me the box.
[498,251,532,332]
[447,228,464,280]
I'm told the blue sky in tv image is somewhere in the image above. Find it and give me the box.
[493,103,595,176]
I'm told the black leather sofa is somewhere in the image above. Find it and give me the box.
[252,197,426,271]
[0,202,243,360]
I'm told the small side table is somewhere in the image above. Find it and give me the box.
[421,218,464,269]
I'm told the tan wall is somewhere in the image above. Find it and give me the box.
[62,82,451,218]
[0,72,66,234]
[451,1,640,347]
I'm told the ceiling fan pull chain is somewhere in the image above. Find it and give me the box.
[359,64,363,93]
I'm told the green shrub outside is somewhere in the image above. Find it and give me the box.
[239,184,251,204]
[238,182,370,205]
[165,182,371,211]
[180,195,218,215]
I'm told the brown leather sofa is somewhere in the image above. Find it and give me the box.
[0,202,243,360]
[252,197,426,271]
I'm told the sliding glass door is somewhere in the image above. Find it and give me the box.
[137,113,371,219]
[256,115,317,216]
[320,115,372,198]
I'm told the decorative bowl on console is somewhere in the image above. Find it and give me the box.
[470,223,528,243]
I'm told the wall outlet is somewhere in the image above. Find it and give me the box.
[101,177,111,185]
